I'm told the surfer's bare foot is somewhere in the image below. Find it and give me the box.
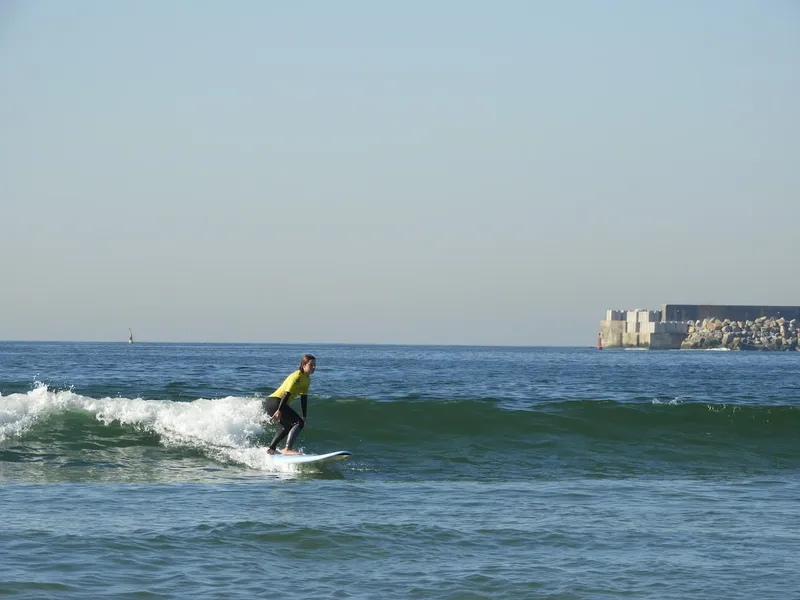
[266,448,277,455]
[281,448,301,455]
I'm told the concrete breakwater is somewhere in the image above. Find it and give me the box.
[599,304,800,350]
[681,316,799,350]
[599,308,689,350]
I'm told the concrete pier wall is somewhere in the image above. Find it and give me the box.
[599,308,689,349]
[599,304,800,350]
[649,332,690,349]
[662,304,800,323]
[599,320,626,347]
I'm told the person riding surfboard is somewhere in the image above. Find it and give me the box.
[262,354,315,455]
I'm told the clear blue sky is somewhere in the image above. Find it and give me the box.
[1,1,798,345]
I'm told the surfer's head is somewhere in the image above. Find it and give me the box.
[300,354,316,375]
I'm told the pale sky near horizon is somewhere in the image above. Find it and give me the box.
[1,1,798,345]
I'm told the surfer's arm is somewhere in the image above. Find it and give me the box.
[275,391,291,413]
[300,395,308,421]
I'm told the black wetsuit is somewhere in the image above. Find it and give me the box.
[263,396,304,451]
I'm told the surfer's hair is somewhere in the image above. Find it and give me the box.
[300,354,316,370]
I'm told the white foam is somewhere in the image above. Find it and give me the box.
[0,383,304,473]
[221,447,309,473]
[651,397,682,405]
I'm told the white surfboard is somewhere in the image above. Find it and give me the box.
[268,450,352,466]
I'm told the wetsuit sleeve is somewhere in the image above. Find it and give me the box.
[276,391,291,411]
[301,395,307,419]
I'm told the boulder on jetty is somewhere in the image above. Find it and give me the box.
[681,317,799,351]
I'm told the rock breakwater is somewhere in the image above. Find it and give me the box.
[681,316,799,350]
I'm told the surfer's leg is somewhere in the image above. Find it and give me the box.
[262,397,280,418]
[268,426,290,451]
[267,404,303,452]
[280,406,304,451]
[264,397,289,450]
[285,421,304,450]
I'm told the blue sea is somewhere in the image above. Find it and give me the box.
[1,342,799,599]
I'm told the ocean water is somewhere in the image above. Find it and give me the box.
[1,342,799,599]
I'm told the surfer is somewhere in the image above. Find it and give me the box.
[262,354,316,455]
